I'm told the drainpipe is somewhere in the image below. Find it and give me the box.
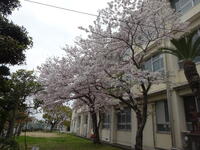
[164,52,177,150]
[152,104,156,148]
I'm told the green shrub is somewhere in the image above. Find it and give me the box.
[0,137,19,150]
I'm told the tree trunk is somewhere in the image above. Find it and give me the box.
[24,121,28,150]
[135,115,143,150]
[6,107,17,138]
[91,112,100,144]
[50,123,56,132]
[135,93,148,150]
[13,123,19,137]
[0,111,8,136]
[0,118,6,136]
[183,60,200,102]
[17,123,23,136]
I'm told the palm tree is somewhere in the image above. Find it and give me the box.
[160,30,200,102]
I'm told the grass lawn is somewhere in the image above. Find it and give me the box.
[16,132,122,150]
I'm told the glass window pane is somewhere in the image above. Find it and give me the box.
[121,114,125,122]
[194,0,200,5]
[157,124,170,132]
[144,54,164,72]
[153,60,160,71]
[102,113,110,129]
[175,1,181,11]
[156,100,169,130]
[117,113,121,123]
[125,108,131,123]
[156,101,166,124]
[170,0,179,9]
[180,0,190,5]
[153,56,163,72]
[152,54,160,61]
[164,101,169,122]
[144,59,152,71]
[180,1,193,14]
[126,113,131,122]
[85,115,88,124]
[172,0,195,13]
[194,56,200,63]
[117,107,131,130]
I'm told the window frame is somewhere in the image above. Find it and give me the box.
[143,53,164,73]
[155,100,170,133]
[102,113,110,129]
[77,116,81,128]
[171,0,200,14]
[84,115,88,124]
[117,107,131,130]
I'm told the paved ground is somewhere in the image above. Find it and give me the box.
[22,132,61,137]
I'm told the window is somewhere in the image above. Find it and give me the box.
[117,107,131,130]
[85,115,88,124]
[183,96,200,132]
[77,116,81,128]
[102,113,110,129]
[171,0,200,14]
[143,54,164,72]
[156,100,170,132]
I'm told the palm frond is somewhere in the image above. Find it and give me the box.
[193,36,200,56]
[170,38,187,58]
[159,29,200,62]
[159,47,182,58]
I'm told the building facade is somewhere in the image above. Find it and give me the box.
[71,1,200,150]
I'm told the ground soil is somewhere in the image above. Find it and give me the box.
[21,132,61,137]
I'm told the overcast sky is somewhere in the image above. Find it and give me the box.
[8,0,109,119]
[10,0,109,72]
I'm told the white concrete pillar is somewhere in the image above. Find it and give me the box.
[87,113,92,138]
[131,109,137,148]
[83,114,88,137]
[171,91,187,149]
[70,111,76,133]
[74,117,79,134]
[80,114,85,136]
[110,106,117,144]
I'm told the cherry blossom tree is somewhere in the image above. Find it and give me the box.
[78,0,188,149]
[37,0,188,148]
[37,45,116,143]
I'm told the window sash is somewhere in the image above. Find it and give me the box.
[77,116,81,127]
[85,115,88,124]
[102,123,110,128]
[117,108,131,130]
[102,113,110,129]
[156,100,170,132]
[194,0,200,5]
[172,0,200,14]
[144,54,164,72]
